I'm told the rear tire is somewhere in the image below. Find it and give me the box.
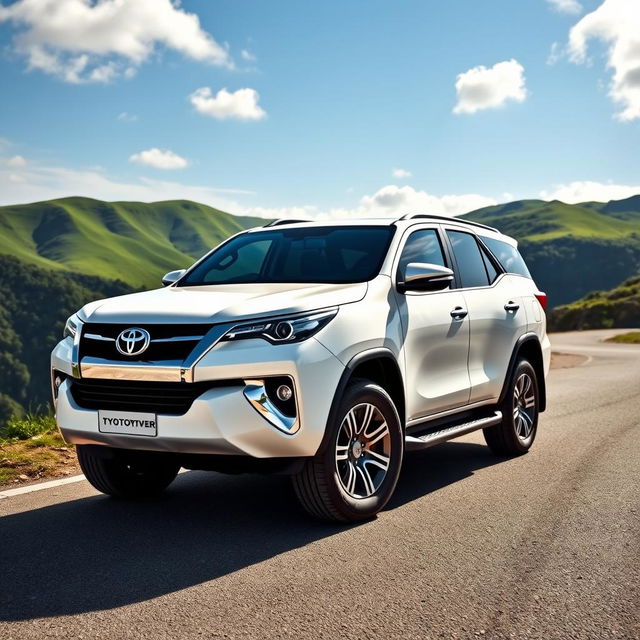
[292,380,404,522]
[77,446,180,498]
[483,360,539,456]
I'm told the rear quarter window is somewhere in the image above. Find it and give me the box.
[482,237,531,278]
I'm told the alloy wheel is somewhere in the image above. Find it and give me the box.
[513,372,536,442]
[335,402,391,498]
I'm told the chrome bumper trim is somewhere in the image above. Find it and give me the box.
[243,379,300,435]
[71,320,83,378]
[80,357,183,382]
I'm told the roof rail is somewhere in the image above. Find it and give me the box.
[263,218,310,227]
[397,213,498,233]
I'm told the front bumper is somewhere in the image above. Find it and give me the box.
[52,336,345,458]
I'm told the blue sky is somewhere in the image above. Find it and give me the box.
[0,0,639,217]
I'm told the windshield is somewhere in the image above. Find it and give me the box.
[179,226,395,286]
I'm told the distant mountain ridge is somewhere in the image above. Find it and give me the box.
[0,197,266,289]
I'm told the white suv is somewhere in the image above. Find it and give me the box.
[52,215,550,522]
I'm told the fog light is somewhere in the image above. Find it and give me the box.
[276,384,293,401]
[54,376,63,389]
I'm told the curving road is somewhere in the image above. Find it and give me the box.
[1,330,639,639]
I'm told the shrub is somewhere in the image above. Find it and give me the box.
[0,412,56,441]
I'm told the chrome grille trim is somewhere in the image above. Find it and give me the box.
[153,335,206,343]
[84,333,115,342]
[83,333,205,343]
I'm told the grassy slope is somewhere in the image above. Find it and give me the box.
[547,275,640,331]
[464,196,640,241]
[0,414,78,486]
[0,197,265,288]
[606,332,640,344]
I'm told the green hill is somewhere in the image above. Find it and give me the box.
[464,195,640,306]
[0,197,266,289]
[547,275,640,332]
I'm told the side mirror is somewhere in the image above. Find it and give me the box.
[162,269,186,286]
[398,262,454,293]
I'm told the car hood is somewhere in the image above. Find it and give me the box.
[79,281,368,324]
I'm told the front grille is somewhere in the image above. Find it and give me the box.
[70,378,242,416]
[80,323,213,362]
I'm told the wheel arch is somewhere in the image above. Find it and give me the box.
[317,348,405,455]
[499,333,547,412]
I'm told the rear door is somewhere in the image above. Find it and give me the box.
[445,228,529,404]
[393,226,471,421]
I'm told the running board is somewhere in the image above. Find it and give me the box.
[405,411,502,451]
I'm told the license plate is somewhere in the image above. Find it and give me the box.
[98,410,157,437]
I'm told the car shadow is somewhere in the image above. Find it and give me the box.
[0,441,500,621]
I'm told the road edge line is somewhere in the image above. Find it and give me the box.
[0,474,86,499]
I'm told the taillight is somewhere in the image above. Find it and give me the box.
[534,291,547,311]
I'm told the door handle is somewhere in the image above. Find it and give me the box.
[450,306,468,320]
[504,301,520,312]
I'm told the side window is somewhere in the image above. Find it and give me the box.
[482,237,531,278]
[480,244,499,283]
[397,229,446,278]
[446,230,490,288]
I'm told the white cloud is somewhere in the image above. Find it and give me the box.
[0,159,252,208]
[117,112,138,122]
[7,155,27,168]
[189,87,267,121]
[237,186,497,221]
[0,0,230,84]
[568,0,640,121]
[347,185,497,218]
[240,49,256,62]
[392,168,412,179]
[540,180,640,203]
[129,148,188,170]
[453,59,528,115]
[546,0,583,15]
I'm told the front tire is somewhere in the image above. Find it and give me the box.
[77,446,180,498]
[483,360,539,456]
[292,380,404,522]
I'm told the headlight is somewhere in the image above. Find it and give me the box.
[63,315,78,339]
[223,308,338,344]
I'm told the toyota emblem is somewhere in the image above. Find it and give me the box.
[116,328,151,356]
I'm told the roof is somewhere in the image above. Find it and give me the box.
[253,214,506,238]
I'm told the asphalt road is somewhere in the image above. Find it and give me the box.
[1,330,638,639]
